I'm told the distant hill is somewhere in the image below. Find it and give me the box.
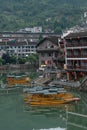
[0,0,87,32]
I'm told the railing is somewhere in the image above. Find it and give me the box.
[67,65,87,70]
[67,111,87,130]
[66,42,87,47]
[81,55,87,58]
[67,55,87,58]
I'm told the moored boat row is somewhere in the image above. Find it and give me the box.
[23,86,80,107]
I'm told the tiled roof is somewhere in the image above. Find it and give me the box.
[2,41,37,46]
[37,36,60,47]
[65,31,87,39]
[28,41,38,45]
[7,41,27,46]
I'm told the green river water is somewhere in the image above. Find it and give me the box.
[0,71,87,130]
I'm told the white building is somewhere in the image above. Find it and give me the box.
[0,40,37,58]
[21,26,42,33]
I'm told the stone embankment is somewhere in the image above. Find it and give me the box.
[79,76,87,92]
[33,74,87,92]
[49,80,80,90]
[34,77,51,86]
[0,64,38,71]
[50,77,87,92]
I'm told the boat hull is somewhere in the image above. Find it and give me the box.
[24,93,80,107]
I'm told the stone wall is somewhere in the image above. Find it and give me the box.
[0,64,38,71]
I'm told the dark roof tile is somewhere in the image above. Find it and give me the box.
[37,36,60,47]
[65,31,87,39]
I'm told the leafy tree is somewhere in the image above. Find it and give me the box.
[0,0,86,31]
[18,57,26,64]
[0,58,4,65]
[10,56,16,64]
[54,26,62,34]
[2,53,11,64]
[27,54,39,65]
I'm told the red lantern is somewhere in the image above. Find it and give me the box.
[72,72,74,75]
[84,60,87,62]
[72,48,73,51]
[45,60,48,65]
[70,37,72,41]
[78,36,80,41]
[80,72,83,75]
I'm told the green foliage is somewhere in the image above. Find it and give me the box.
[18,57,26,64]
[10,56,16,64]
[27,54,39,64]
[2,53,11,64]
[0,0,87,31]
[1,53,39,65]
[0,58,4,65]
[1,53,27,64]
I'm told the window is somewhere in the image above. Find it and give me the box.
[48,53,51,57]
[51,45,54,48]
[31,46,34,48]
[41,53,45,57]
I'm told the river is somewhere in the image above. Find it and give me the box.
[0,71,87,130]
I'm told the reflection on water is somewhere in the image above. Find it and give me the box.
[24,104,74,118]
[0,70,39,85]
[1,93,86,130]
[0,94,82,130]
[0,94,67,130]
[0,71,87,130]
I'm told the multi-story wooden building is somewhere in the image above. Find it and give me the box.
[65,31,87,80]
[36,36,65,69]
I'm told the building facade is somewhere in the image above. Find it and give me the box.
[36,36,65,69]
[65,31,87,80]
[0,31,59,60]
[0,40,37,58]
[0,32,59,43]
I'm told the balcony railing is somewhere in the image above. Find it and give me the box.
[67,65,87,70]
[66,42,87,47]
[81,55,87,58]
[67,55,87,58]
[67,55,73,58]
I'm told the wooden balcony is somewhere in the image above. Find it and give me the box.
[67,55,87,58]
[67,65,87,71]
[66,42,87,47]
[67,55,74,58]
[81,55,87,58]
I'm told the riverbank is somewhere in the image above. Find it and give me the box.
[0,64,38,71]
[49,80,80,90]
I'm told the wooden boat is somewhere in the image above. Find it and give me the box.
[6,75,31,87]
[23,86,80,107]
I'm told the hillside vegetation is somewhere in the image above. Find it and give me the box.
[0,0,87,32]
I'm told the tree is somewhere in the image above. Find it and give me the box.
[2,53,11,64]
[27,54,39,65]
[0,58,4,65]
[54,26,62,34]
[18,57,26,64]
[10,56,16,64]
